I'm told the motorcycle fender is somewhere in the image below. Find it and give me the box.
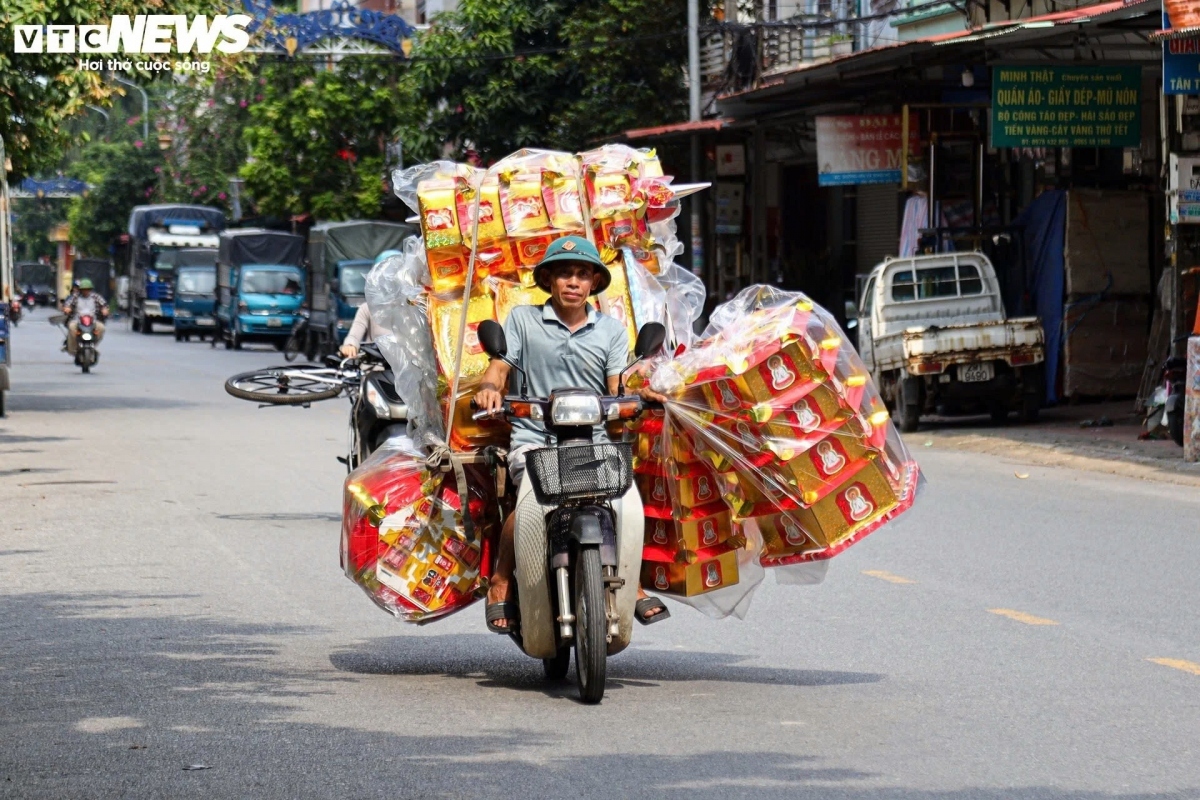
[513,472,558,659]
[570,513,603,545]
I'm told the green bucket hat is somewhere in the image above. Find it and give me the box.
[78,278,94,290]
[533,235,611,295]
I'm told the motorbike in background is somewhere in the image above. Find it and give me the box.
[1161,356,1185,447]
[23,289,36,310]
[75,315,99,374]
[7,300,21,326]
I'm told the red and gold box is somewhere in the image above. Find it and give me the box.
[429,291,497,378]
[641,500,734,551]
[640,545,740,597]
[513,234,560,267]
[757,459,899,555]
[427,248,470,296]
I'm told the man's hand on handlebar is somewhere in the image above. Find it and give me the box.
[474,382,504,413]
[636,385,669,405]
[339,343,359,359]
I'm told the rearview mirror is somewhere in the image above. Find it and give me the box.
[634,322,666,359]
[477,319,507,360]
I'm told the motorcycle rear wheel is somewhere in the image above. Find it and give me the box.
[573,547,607,704]
[1168,408,1184,447]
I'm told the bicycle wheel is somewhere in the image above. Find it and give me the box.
[283,323,307,362]
[225,366,344,405]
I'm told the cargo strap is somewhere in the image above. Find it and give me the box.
[425,444,490,544]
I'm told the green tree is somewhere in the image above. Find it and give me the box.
[395,0,694,164]
[67,140,161,257]
[240,58,405,220]
[1,0,220,181]
[12,201,65,263]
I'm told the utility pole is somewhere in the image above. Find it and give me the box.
[688,0,704,278]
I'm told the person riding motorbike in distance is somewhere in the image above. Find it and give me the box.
[63,279,109,357]
[338,249,402,360]
[473,235,670,633]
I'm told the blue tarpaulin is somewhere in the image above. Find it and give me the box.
[1018,190,1065,404]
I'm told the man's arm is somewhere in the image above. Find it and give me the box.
[474,359,511,412]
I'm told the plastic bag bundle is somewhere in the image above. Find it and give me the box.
[383,145,710,455]
[341,441,498,623]
[638,286,922,618]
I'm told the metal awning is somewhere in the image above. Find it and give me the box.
[716,0,1163,118]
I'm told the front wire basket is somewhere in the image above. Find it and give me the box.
[525,442,634,506]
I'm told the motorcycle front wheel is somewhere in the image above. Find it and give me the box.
[573,547,607,704]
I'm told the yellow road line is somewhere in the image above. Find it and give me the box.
[1148,658,1200,676]
[862,570,916,585]
[988,608,1059,626]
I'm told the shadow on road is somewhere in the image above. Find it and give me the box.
[330,633,884,692]
[215,512,342,522]
[5,394,198,413]
[0,591,1192,799]
[0,432,75,445]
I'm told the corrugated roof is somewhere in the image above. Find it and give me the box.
[624,119,731,140]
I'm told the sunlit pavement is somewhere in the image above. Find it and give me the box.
[2,310,1199,799]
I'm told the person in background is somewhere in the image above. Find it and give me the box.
[338,250,401,359]
[63,279,109,356]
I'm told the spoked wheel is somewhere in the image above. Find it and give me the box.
[573,547,607,704]
[224,366,343,405]
[283,324,306,362]
[543,647,571,681]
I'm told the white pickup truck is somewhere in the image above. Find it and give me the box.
[855,252,1045,432]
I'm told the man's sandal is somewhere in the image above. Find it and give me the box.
[634,597,671,625]
[485,602,519,634]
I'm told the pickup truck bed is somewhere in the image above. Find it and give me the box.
[900,317,1044,369]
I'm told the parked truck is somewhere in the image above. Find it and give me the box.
[214,229,306,350]
[126,204,225,334]
[304,220,415,359]
[70,257,114,300]
[856,252,1045,432]
[15,261,57,306]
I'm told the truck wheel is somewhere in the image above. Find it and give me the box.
[223,325,233,350]
[232,326,243,350]
[1018,394,1040,424]
[897,377,921,433]
[989,400,1010,425]
[142,319,153,335]
[174,332,182,342]
[131,316,141,333]
[0,390,6,418]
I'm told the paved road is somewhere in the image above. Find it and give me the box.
[2,309,1199,799]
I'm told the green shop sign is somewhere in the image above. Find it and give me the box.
[991,66,1141,148]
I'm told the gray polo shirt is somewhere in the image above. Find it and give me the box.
[503,302,629,449]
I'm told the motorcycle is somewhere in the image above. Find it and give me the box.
[1161,356,1186,447]
[23,290,36,310]
[7,300,20,326]
[223,342,409,470]
[74,314,99,373]
[472,318,666,704]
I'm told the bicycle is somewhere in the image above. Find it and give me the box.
[282,312,310,363]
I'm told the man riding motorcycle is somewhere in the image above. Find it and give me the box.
[473,235,670,633]
[63,279,109,357]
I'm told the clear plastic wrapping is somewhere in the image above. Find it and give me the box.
[351,146,920,627]
[637,285,924,618]
[341,439,498,623]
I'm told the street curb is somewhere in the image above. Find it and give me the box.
[923,432,1200,488]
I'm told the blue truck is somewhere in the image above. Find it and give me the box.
[214,229,307,350]
[126,204,225,334]
[172,257,218,342]
[303,220,415,359]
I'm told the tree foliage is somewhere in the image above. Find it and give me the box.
[395,0,694,164]
[240,58,407,220]
[1,0,219,181]
[67,140,162,257]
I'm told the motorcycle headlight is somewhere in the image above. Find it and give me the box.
[550,393,602,427]
[365,382,391,418]
[81,333,93,341]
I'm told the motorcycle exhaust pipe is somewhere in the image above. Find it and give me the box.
[555,566,574,641]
